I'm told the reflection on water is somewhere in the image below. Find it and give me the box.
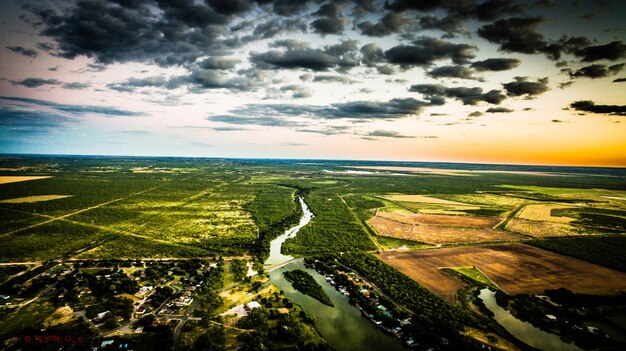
[264,196,406,351]
[270,261,407,351]
[478,288,581,351]
[264,196,313,268]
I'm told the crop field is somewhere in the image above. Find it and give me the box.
[0,195,73,203]
[367,216,519,245]
[517,204,575,223]
[506,218,578,237]
[0,175,52,184]
[379,244,626,301]
[376,210,501,227]
[381,194,472,205]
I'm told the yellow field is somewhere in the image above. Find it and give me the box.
[506,218,578,237]
[0,176,52,184]
[43,306,75,328]
[0,195,72,203]
[517,204,575,223]
[381,194,471,206]
[445,193,528,208]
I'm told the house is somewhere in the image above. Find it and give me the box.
[95,311,110,321]
[546,314,557,321]
[246,301,262,310]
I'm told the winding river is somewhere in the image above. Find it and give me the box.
[264,196,407,351]
[478,288,581,351]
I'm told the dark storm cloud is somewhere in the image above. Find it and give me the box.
[385,0,523,21]
[485,107,514,113]
[409,84,506,105]
[210,98,435,124]
[477,17,558,58]
[357,12,408,37]
[613,78,626,83]
[27,0,235,67]
[251,18,308,39]
[566,63,624,79]
[367,130,413,138]
[10,77,60,88]
[385,37,476,67]
[6,46,38,58]
[199,57,241,70]
[251,41,359,72]
[470,58,521,72]
[206,0,253,15]
[271,0,311,16]
[569,101,626,116]
[573,41,626,62]
[427,65,477,80]
[418,15,468,38]
[502,77,550,97]
[312,17,346,35]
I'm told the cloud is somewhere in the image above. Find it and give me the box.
[478,17,558,59]
[367,130,413,138]
[271,0,311,16]
[280,84,313,98]
[296,125,350,135]
[468,111,484,117]
[573,41,626,62]
[0,96,144,117]
[251,18,307,39]
[0,103,76,135]
[385,37,476,67]
[427,65,477,80]
[569,101,626,116]
[251,41,359,72]
[30,0,232,66]
[470,58,521,72]
[199,57,241,70]
[502,77,550,97]
[566,63,624,79]
[208,115,305,127]
[313,75,358,84]
[385,0,523,21]
[10,78,60,88]
[418,15,467,38]
[61,82,91,90]
[485,107,514,113]
[358,12,408,37]
[206,0,253,15]
[360,43,385,66]
[613,78,626,83]
[6,46,38,58]
[311,17,347,35]
[210,98,435,124]
[409,84,506,105]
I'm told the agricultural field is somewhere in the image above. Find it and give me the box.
[0,155,625,351]
[379,244,626,301]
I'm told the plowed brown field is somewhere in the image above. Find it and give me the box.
[379,244,626,302]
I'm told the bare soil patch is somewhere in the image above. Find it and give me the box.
[377,210,501,228]
[379,244,626,302]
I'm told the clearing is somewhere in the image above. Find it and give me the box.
[379,244,626,302]
[0,195,73,203]
[516,204,575,223]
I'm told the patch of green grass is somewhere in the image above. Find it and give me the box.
[375,236,432,250]
[446,266,499,290]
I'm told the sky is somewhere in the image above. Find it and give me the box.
[0,0,624,167]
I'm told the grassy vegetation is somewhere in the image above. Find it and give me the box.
[445,267,499,290]
[0,299,56,338]
[283,269,333,307]
[528,235,626,272]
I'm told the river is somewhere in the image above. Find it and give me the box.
[264,196,407,351]
[478,288,581,351]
